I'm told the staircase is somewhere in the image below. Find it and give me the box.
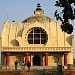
[0,70,45,75]
[22,70,44,75]
[0,66,56,75]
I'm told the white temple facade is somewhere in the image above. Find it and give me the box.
[1,3,74,67]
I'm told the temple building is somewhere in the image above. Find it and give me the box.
[1,3,74,67]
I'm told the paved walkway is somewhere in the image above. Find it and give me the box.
[0,66,75,75]
[0,67,75,75]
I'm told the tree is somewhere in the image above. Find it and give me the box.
[54,0,75,34]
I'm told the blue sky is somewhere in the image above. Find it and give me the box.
[0,0,57,33]
[0,0,75,59]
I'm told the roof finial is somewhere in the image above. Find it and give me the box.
[36,3,42,10]
[37,3,41,8]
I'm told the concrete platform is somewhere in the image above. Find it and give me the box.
[0,66,75,75]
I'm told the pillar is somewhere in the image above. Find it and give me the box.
[44,53,49,66]
[68,52,73,65]
[6,53,10,66]
[64,53,68,66]
[25,53,30,65]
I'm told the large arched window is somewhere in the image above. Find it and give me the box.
[27,27,48,44]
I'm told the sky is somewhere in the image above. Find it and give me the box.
[0,0,57,34]
[0,0,75,60]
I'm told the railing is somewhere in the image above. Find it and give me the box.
[2,46,73,52]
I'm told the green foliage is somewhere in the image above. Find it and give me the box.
[54,0,75,34]
[61,22,73,34]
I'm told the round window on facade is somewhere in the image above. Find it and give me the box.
[27,27,48,44]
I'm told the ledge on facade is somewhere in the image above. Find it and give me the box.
[1,46,73,52]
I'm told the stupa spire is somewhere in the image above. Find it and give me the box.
[36,3,42,10]
[34,3,44,15]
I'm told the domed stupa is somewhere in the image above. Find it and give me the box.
[1,3,74,67]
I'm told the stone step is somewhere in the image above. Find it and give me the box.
[0,70,75,75]
[0,70,45,75]
[1,66,57,71]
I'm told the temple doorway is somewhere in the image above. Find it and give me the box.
[33,55,41,66]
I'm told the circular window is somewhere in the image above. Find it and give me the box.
[27,27,48,44]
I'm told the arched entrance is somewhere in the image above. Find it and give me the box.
[33,55,41,66]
